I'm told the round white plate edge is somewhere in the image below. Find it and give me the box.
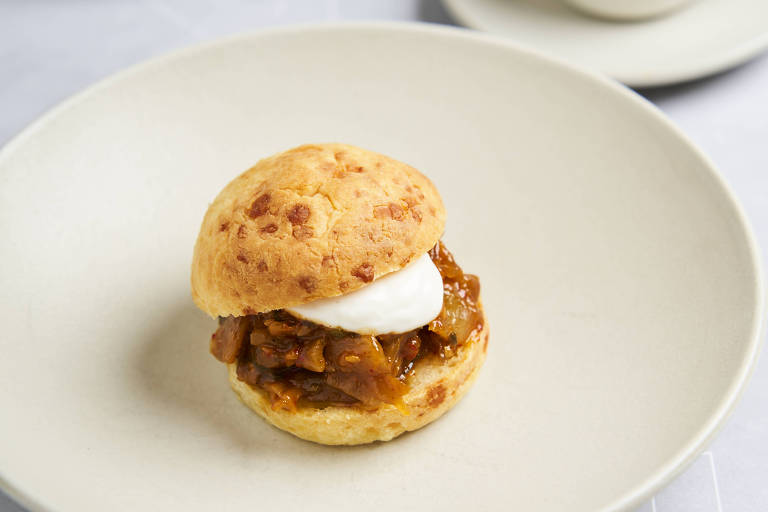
[0,21,764,512]
[441,0,768,87]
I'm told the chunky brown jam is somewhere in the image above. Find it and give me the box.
[210,242,482,411]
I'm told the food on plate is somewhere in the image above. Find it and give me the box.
[191,143,488,445]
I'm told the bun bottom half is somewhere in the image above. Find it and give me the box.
[226,309,489,445]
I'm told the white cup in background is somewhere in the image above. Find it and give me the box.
[563,0,696,20]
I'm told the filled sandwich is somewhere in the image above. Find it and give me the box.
[191,143,488,445]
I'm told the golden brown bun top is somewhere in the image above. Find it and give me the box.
[191,143,446,317]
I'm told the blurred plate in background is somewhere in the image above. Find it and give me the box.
[443,0,768,87]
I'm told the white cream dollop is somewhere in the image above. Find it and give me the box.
[288,253,444,335]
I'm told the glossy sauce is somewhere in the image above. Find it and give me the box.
[210,242,483,411]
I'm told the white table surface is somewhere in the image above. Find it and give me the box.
[1,1,765,511]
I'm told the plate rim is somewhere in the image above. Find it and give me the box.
[441,0,768,87]
[0,21,764,512]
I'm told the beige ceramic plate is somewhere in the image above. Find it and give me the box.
[443,0,768,87]
[0,23,763,512]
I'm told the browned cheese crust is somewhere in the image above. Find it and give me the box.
[191,143,446,317]
[227,307,489,445]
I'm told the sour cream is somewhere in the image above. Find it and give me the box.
[288,253,444,335]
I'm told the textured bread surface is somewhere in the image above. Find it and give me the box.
[227,308,489,445]
[191,143,445,317]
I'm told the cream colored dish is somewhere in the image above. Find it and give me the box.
[0,23,763,512]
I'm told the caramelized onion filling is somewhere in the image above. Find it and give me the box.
[209,242,483,411]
